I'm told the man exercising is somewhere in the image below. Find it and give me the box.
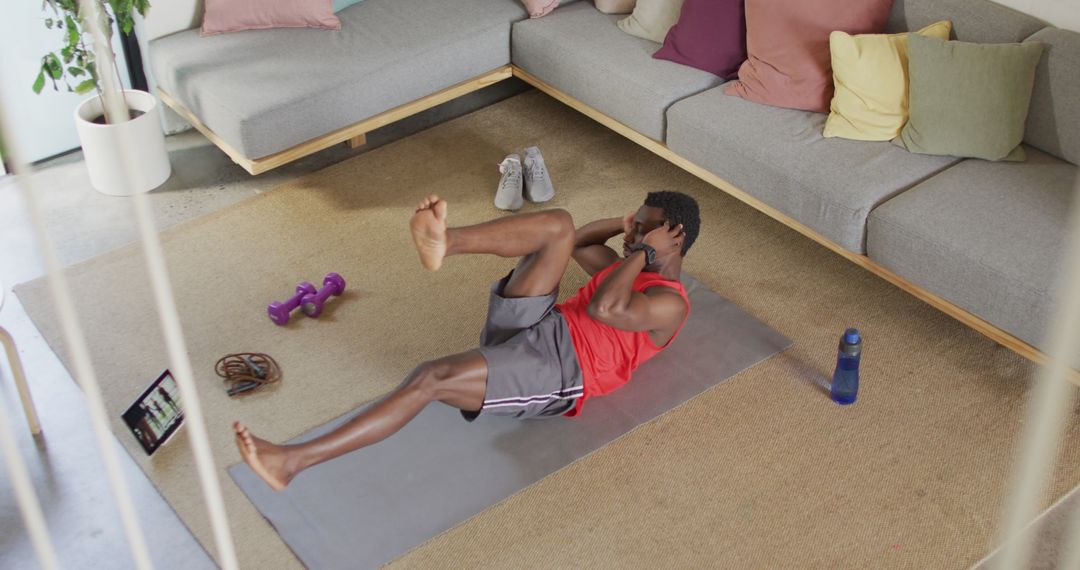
[235,190,701,491]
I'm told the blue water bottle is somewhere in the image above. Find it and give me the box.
[830,328,862,405]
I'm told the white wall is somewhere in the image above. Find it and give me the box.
[0,1,130,163]
[993,0,1080,32]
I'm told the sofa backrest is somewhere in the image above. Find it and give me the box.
[886,0,1044,42]
[1023,27,1080,166]
[140,0,203,41]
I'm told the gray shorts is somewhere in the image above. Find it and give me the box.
[464,272,584,421]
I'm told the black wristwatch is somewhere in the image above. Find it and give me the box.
[629,243,656,265]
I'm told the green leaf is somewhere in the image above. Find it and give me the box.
[33,71,46,94]
[74,79,96,94]
[46,54,63,79]
[67,66,84,77]
[64,15,78,45]
[61,46,73,63]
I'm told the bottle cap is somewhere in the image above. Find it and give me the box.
[844,328,861,345]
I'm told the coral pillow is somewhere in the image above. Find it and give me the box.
[201,0,341,36]
[823,21,952,141]
[618,0,685,44]
[725,0,894,113]
[652,0,746,79]
[522,0,559,19]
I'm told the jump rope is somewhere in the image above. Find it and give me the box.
[215,353,282,397]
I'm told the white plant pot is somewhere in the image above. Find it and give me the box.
[74,89,171,196]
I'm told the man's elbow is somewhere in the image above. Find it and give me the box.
[587,301,621,323]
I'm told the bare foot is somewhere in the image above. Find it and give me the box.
[233,421,297,492]
[410,194,448,271]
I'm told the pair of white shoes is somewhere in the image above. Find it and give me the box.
[494,146,555,211]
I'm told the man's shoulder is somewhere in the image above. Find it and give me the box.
[643,285,689,316]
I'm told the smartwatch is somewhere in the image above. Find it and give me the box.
[630,243,657,265]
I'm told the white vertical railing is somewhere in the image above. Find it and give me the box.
[76,0,239,565]
[0,0,239,565]
[1,119,154,570]
[0,390,59,570]
[1059,494,1080,569]
[129,189,239,570]
[994,173,1080,570]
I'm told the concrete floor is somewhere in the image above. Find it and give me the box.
[0,80,526,570]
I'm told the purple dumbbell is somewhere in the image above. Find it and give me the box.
[267,282,317,325]
[301,273,346,318]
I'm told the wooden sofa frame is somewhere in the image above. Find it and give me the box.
[156,63,1079,383]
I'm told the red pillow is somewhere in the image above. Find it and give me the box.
[653,0,746,79]
[725,0,894,112]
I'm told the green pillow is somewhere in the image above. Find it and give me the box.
[894,34,1043,161]
[333,0,363,12]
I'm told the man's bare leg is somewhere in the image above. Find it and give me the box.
[410,194,574,297]
[235,351,487,491]
[236,197,576,491]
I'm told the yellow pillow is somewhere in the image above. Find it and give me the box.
[823,21,952,141]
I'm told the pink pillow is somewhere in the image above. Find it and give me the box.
[522,0,559,19]
[724,0,893,112]
[201,0,341,36]
[653,0,746,79]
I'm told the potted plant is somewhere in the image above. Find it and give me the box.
[33,0,170,196]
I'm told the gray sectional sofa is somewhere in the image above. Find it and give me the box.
[146,0,1079,366]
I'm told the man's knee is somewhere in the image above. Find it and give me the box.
[541,209,574,247]
[409,359,459,400]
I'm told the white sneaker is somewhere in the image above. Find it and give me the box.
[494,154,523,211]
[523,146,554,203]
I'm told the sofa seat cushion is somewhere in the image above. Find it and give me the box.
[867,147,1078,359]
[149,0,530,159]
[666,88,958,253]
[511,2,724,141]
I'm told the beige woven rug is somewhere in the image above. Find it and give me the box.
[16,91,1080,568]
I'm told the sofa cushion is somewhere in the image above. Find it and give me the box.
[724,0,893,113]
[822,21,952,142]
[200,0,340,36]
[665,87,958,253]
[522,0,559,19]
[867,148,1078,361]
[617,0,685,44]
[885,0,1045,41]
[895,35,1043,162]
[652,0,746,79]
[595,0,634,14]
[150,0,530,159]
[512,2,724,141]
[1023,27,1080,166]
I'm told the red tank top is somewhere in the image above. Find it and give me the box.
[557,262,690,416]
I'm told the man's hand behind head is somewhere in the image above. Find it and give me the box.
[621,210,636,237]
[643,222,685,260]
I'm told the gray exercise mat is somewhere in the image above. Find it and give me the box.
[229,274,790,569]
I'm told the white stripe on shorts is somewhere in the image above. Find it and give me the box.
[483,386,584,408]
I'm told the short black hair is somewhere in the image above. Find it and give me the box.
[645,190,700,256]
